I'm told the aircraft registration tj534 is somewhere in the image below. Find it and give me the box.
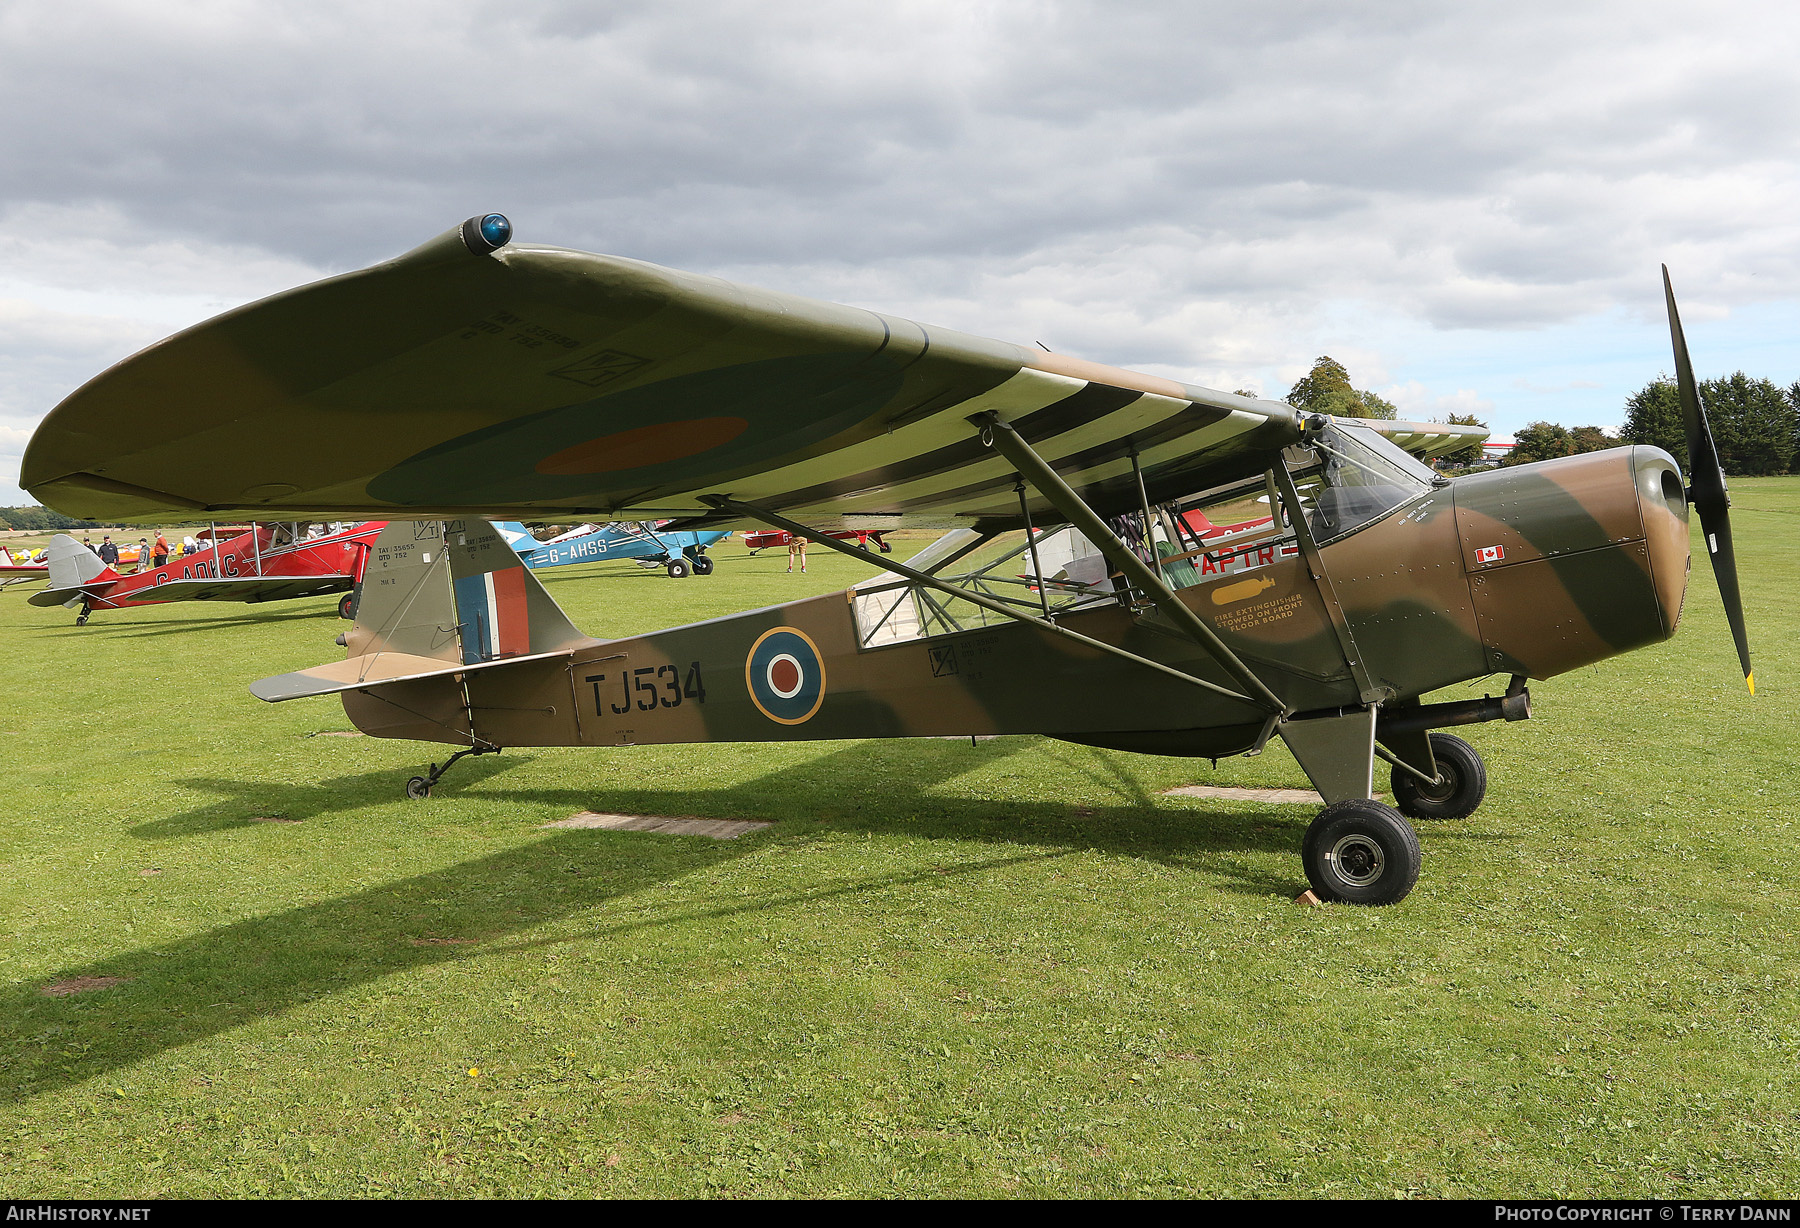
[22,215,1750,904]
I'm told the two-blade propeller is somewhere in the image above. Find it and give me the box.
[1662,266,1753,694]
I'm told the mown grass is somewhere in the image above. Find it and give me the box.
[1,483,1796,1198]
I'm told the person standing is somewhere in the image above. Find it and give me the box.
[98,536,118,567]
[152,532,169,568]
[787,534,807,574]
[135,538,150,572]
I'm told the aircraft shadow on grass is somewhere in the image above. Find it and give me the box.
[6,738,1485,1104]
[40,605,338,640]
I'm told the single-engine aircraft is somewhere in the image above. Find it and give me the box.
[742,528,892,556]
[494,519,731,577]
[21,215,1750,904]
[29,521,387,623]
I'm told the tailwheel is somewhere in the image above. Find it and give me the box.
[1302,799,1421,906]
[403,744,500,799]
[75,611,90,626]
[1390,732,1487,820]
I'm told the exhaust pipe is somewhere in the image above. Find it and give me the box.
[1380,681,1531,738]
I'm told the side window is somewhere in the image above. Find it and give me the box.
[852,526,1118,648]
[1157,478,1288,590]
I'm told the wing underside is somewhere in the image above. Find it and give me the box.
[121,575,354,604]
[23,223,1487,529]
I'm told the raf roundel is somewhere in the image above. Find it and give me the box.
[746,627,827,725]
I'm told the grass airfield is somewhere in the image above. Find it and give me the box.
[3,481,1797,1199]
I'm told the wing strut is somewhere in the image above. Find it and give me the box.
[972,414,1290,716]
[696,495,1277,711]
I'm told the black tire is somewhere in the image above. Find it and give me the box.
[1302,799,1421,905]
[666,559,691,579]
[75,612,89,626]
[405,776,431,800]
[691,554,714,575]
[1390,732,1487,820]
[338,593,356,620]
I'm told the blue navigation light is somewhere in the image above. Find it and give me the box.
[460,212,514,254]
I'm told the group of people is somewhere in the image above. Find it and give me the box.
[81,532,179,572]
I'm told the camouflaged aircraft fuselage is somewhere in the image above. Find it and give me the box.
[334,443,1688,759]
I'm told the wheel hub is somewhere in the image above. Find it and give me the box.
[1327,833,1385,886]
[1415,766,1457,801]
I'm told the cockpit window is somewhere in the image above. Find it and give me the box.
[1283,422,1434,543]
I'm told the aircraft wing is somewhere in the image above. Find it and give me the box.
[23,218,1488,531]
[122,575,355,604]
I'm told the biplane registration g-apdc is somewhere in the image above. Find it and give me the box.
[29,521,387,623]
[22,216,1750,904]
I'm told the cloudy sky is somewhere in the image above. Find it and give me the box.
[3,0,1797,503]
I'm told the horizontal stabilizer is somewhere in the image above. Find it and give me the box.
[28,584,109,608]
[252,647,576,703]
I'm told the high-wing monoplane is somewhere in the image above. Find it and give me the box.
[494,520,731,577]
[29,521,387,623]
[21,216,1750,904]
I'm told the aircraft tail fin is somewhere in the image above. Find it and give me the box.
[44,534,115,590]
[489,520,541,559]
[442,518,589,662]
[28,534,119,606]
[257,519,593,702]
[347,518,588,663]
[343,520,463,663]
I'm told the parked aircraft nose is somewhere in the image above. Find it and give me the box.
[1631,445,1691,638]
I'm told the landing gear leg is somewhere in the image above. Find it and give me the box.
[1278,705,1422,905]
[405,744,501,799]
[1389,732,1487,820]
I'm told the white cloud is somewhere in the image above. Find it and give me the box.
[1,0,1798,503]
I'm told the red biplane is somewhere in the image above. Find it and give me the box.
[29,521,387,624]
[0,547,49,590]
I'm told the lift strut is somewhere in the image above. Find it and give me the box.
[696,495,1274,711]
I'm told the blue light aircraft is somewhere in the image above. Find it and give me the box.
[492,521,731,578]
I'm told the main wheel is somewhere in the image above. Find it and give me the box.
[666,558,691,578]
[1302,799,1421,905]
[1390,732,1487,820]
[691,554,714,575]
[405,776,431,800]
[338,593,356,620]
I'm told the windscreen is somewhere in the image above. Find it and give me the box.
[1284,422,1435,543]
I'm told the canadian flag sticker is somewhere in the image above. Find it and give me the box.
[1476,544,1506,564]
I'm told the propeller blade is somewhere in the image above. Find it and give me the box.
[1663,266,1752,693]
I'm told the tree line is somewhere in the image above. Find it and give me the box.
[1506,374,1798,473]
[1284,356,1799,476]
[0,506,101,531]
